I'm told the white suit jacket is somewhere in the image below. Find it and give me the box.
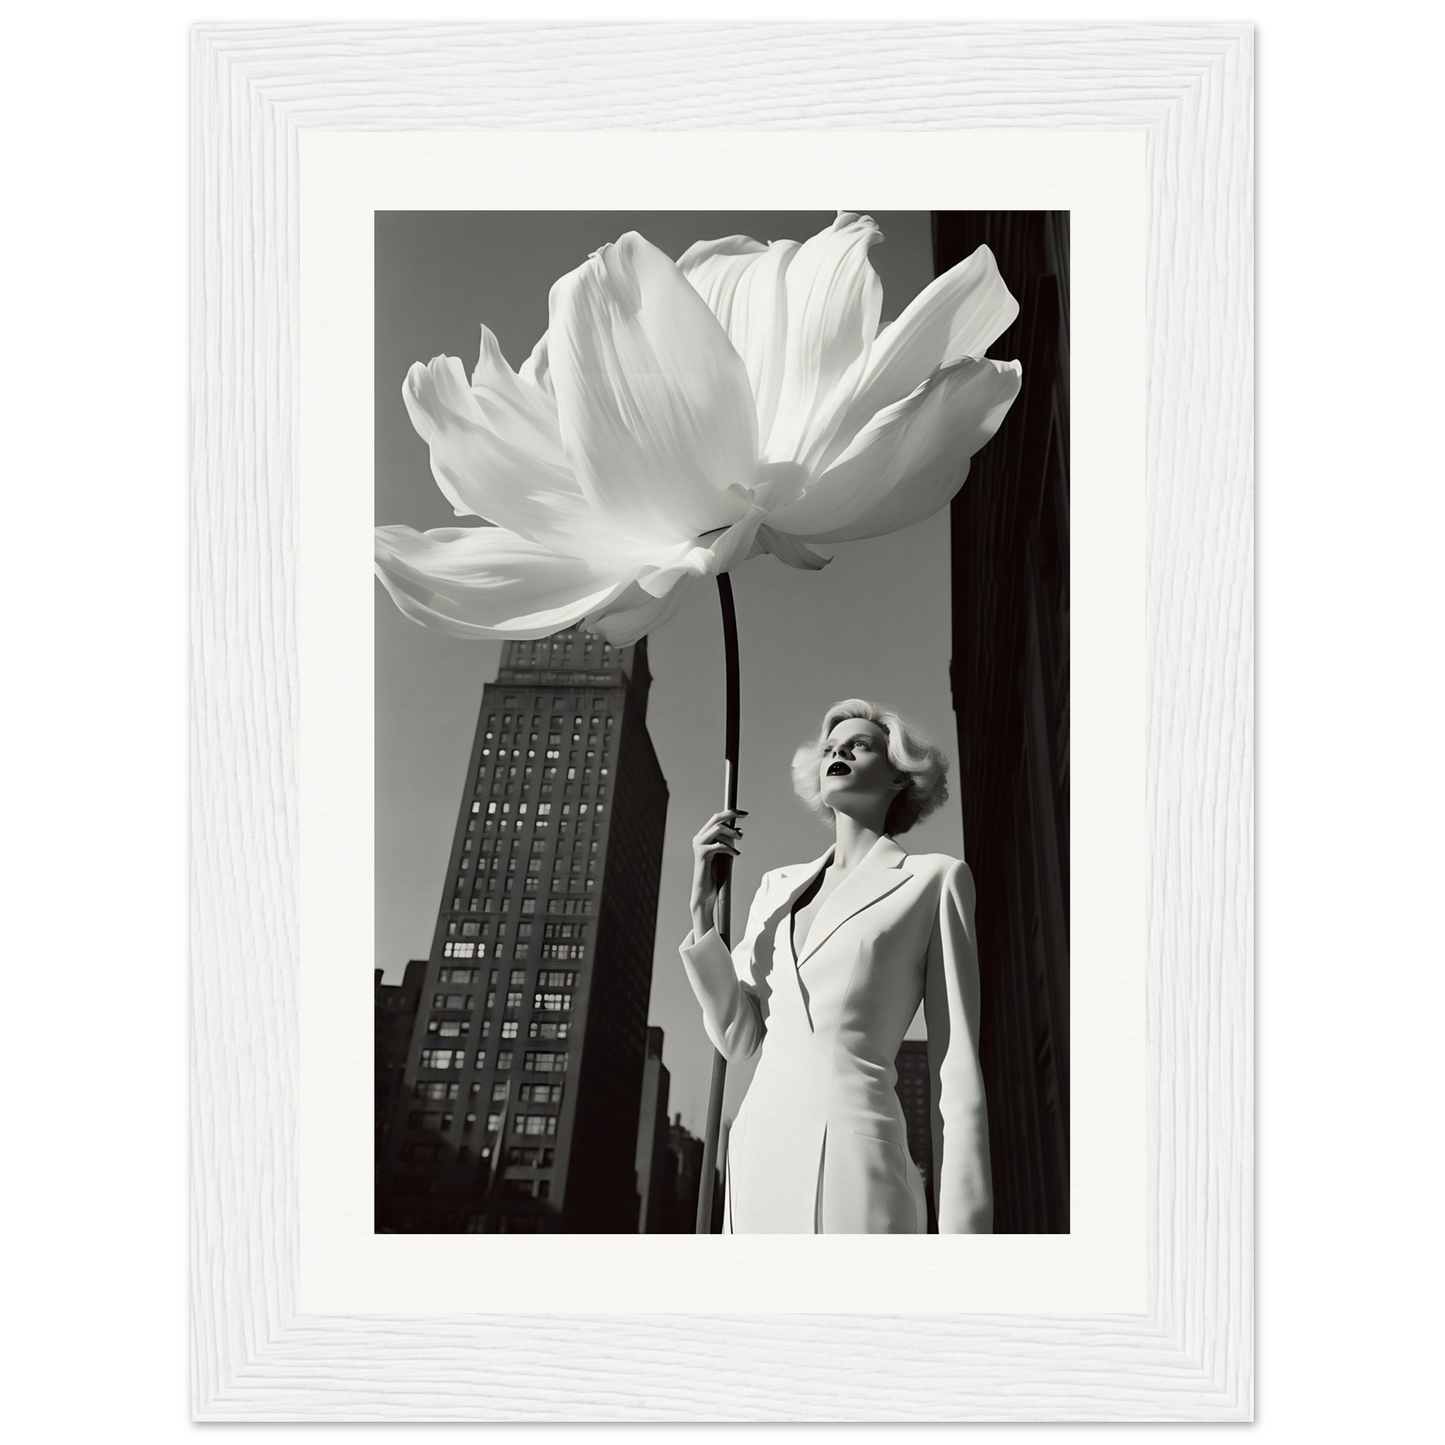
[680,833,992,1234]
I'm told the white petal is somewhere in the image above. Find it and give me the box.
[518,331,552,395]
[402,355,594,551]
[470,325,560,444]
[548,231,759,545]
[827,244,1019,465]
[585,578,694,648]
[375,523,629,640]
[764,212,883,474]
[752,524,831,571]
[679,234,798,449]
[768,358,1022,542]
[633,500,769,597]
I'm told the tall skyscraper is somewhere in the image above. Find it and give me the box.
[376,629,669,1233]
[938,211,1071,1232]
[634,1026,672,1234]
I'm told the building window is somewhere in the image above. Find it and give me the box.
[513,1114,559,1137]
[527,1020,570,1041]
[413,1080,458,1101]
[523,1050,568,1073]
[536,970,577,988]
[460,922,480,937]
[419,1048,462,1070]
[486,1112,502,1133]
[496,1049,513,1071]
[542,922,584,941]
[518,1083,563,1104]
[427,1018,469,1038]
[533,991,572,1013]
[506,1145,555,1167]
[540,943,585,961]
[490,1081,509,1102]
[442,965,480,982]
[501,1020,519,1039]
[432,993,474,1010]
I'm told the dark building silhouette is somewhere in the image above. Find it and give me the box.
[661,1113,722,1234]
[375,960,426,1167]
[376,629,669,1233]
[634,1026,672,1233]
[937,211,1071,1234]
[893,1040,939,1233]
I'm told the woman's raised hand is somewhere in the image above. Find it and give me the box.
[690,808,747,939]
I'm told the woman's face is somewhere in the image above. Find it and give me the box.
[818,717,903,821]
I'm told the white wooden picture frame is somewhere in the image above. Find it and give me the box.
[191,22,1252,1420]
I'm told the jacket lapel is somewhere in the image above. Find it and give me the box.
[796,835,912,967]
[772,850,834,966]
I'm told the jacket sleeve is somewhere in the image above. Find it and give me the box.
[924,859,993,1233]
[678,874,773,1062]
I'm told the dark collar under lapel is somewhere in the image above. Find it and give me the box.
[794,834,913,967]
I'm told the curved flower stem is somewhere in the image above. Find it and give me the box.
[695,573,740,1233]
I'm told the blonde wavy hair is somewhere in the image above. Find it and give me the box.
[791,699,950,836]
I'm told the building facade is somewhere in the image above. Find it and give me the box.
[375,960,426,1169]
[893,1040,939,1233]
[937,211,1071,1233]
[376,629,669,1233]
[634,1026,672,1234]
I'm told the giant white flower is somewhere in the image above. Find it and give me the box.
[376,213,1022,645]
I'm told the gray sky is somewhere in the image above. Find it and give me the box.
[376,211,965,1134]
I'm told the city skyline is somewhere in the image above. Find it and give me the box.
[376,630,669,1232]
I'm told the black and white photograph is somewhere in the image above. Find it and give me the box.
[371,209,1070,1235]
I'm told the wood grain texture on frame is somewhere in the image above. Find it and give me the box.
[191,22,1252,1420]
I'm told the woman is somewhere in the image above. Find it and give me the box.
[680,699,992,1234]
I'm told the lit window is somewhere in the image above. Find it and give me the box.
[523,1050,569,1073]
[519,1083,564,1104]
[419,1048,462,1070]
[490,1081,508,1102]
[497,1049,513,1071]
[501,1021,518,1039]
[527,1020,570,1041]
[413,1080,458,1101]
